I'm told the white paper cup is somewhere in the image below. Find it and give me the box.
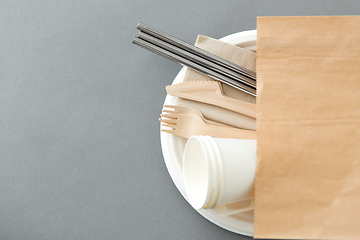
[183,135,256,216]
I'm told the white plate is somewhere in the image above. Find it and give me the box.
[160,30,257,236]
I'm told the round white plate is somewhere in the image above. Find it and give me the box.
[160,30,257,236]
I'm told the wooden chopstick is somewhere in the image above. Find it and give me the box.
[132,36,256,96]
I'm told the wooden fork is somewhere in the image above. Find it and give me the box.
[162,105,232,128]
[160,112,256,139]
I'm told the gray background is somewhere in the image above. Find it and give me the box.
[0,1,358,239]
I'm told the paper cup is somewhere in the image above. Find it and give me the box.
[183,135,256,216]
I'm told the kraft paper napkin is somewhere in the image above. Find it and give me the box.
[255,16,360,239]
[177,35,257,130]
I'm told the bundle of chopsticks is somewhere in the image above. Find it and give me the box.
[132,23,257,96]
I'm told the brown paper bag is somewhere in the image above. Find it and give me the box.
[255,16,360,239]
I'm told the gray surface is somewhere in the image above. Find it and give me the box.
[0,1,358,239]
